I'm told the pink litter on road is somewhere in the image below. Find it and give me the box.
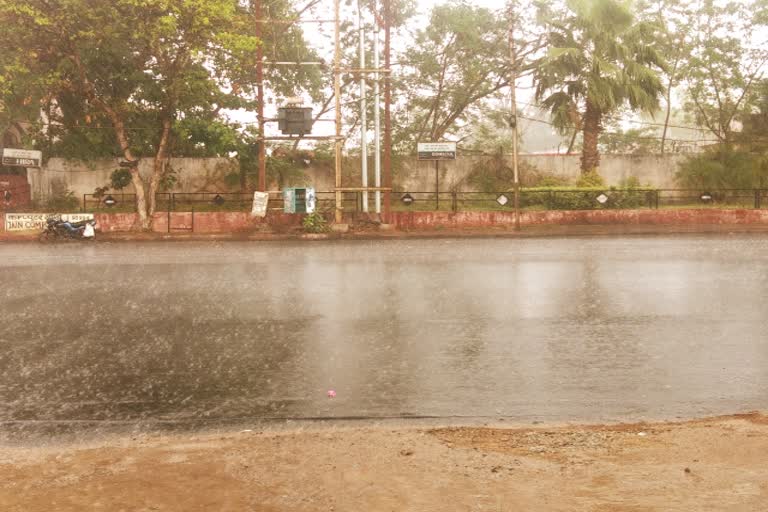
[327,390,336,398]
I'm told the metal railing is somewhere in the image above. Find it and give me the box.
[386,189,768,212]
[74,188,768,214]
[80,190,360,214]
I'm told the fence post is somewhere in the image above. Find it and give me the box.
[655,190,660,209]
[755,189,761,209]
[82,194,86,212]
[452,190,457,213]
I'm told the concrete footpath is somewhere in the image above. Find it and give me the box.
[5,223,768,243]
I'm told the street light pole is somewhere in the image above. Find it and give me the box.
[358,0,369,213]
[334,0,343,224]
[373,0,382,215]
[255,0,266,192]
[508,0,521,231]
[382,0,392,220]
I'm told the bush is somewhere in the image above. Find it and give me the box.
[46,178,79,211]
[675,149,768,190]
[576,170,605,188]
[466,151,541,192]
[619,176,642,189]
[516,186,655,210]
[535,175,572,187]
[110,169,133,190]
[302,212,329,233]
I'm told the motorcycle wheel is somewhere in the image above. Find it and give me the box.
[38,230,55,243]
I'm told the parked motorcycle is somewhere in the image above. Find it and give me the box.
[38,216,97,242]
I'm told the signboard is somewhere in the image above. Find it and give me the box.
[4,213,93,232]
[1,148,42,168]
[417,142,456,161]
[251,191,269,218]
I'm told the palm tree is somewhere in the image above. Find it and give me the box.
[534,0,666,174]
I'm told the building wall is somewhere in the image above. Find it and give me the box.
[25,153,690,203]
[26,157,239,203]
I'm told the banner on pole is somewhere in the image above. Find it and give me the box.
[251,191,269,217]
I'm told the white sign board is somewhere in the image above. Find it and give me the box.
[1,148,42,168]
[251,191,269,218]
[417,142,457,160]
[4,213,93,232]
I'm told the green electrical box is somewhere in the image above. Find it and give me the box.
[283,187,316,214]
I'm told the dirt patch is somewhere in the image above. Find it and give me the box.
[1,414,768,511]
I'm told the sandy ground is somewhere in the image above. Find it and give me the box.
[1,413,767,512]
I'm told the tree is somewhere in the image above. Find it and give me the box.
[0,0,259,229]
[534,0,666,174]
[683,0,768,147]
[636,0,694,154]
[395,0,541,150]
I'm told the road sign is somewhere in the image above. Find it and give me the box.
[417,142,456,160]
[401,193,414,205]
[1,148,42,168]
[496,194,509,206]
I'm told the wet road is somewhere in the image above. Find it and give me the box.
[2,237,768,439]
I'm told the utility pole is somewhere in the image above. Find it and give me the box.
[358,0,368,213]
[382,0,392,219]
[508,0,521,231]
[255,0,266,192]
[334,0,343,224]
[373,0,382,215]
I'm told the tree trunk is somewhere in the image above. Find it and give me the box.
[147,119,173,221]
[567,127,578,154]
[130,171,151,230]
[581,100,602,174]
[661,58,679,155]
[112,115,151,229]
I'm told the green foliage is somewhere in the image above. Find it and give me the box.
[466,150,540,193]
[110,169,133,191]
[224,171,242,189]
[535,0,666,130]
[576,170,606,188]
[266,148,312,189]
[675,149,768,189]
[535,0,666,171]
[395,0,533,147]
[302,212,329,233]
[598,125,661,155]
[682,0,768,144]
[45,178,79,211]
[620,176,643,189]
[158,164,178,192]
[515,186,655,210]
[535,175,572,187]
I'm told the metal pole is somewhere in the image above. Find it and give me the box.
[508,0,521,231]
[435,160,439,210]
[373,0,382,215]
[358,0,369,213]
[382,0,392,220]
[334,0,343,224]
[256,0,266,192]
